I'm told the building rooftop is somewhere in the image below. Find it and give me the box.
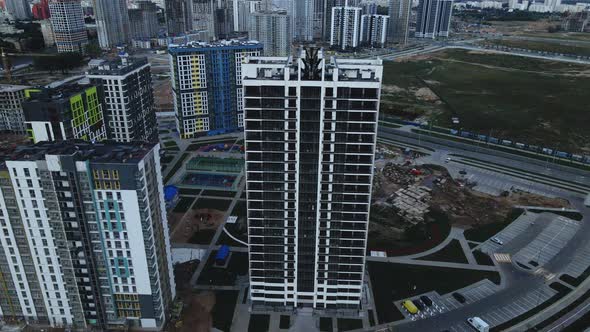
[168,39,262,51]
[6,140,157,164]
[0,84,30,93]
[87,56,149,76]
[25,83,95,102]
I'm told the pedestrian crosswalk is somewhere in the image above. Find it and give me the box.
[494,253,512,263]
[534,267,556,281]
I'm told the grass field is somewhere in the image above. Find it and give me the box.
[381,49,590,153]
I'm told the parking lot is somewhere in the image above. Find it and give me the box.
[512,216,581,269]
[444,285,558,332]
[395,280,501,322]
[477,212,538,254]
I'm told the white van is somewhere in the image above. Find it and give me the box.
[467,317,489,332]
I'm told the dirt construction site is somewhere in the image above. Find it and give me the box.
[370,144,570,245]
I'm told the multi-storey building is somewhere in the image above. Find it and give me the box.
[191,0,216,40]
[0,141,176,330]
[416,0,454,38]
[129,1,159,39]
[360,14,389,48]
[22,84,107,143]
[249,11,292,56]
[32,0,50,19]
[0,84,29,134]
[242,48,382,311]
[88,57,157,143]
[95,0,131,49]
[48,0,88,53]
[40,19,56,46]
[169,40,262,138]
[292,0,315,41]
[165,0,193,36]
[6,0,31,20]
[233,0,269,32]
[388,0,411,44]
[330,5,362,50]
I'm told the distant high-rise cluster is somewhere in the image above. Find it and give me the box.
[388,0,412,44]
[416,0,454,38]
[330,4,362,50]
[48,0,88,53]
[95,0,131,49]
[360,14,389,48]
[129,1,160,40]
[249,10,292,56]
[5,0,31,20]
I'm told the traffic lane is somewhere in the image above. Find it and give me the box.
[377,128,590,187]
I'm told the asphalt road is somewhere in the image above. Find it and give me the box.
[372,129,590,331]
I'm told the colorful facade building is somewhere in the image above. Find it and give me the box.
[168,40,262,139]
[0,141,176,330]
[22,84,107,143]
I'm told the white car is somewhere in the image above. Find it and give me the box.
[491,237,504,245]
[445,157,451,163]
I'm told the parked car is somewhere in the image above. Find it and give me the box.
[452,292,466,303]
[420,295,433,307]
[491,237,504,245]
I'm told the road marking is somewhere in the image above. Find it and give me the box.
[547,301,590,332]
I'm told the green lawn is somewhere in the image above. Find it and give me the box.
[381,49,590,152]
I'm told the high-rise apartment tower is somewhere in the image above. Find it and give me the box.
[242,48,382,310]
[95,0,131,48]
[169,40,262,138]
[416,0,453,38]
[0,141,176,329]
[88,56,157,143]
[48,0,88,53]
[388,0,411,44]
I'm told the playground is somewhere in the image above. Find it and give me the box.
[186,156,244,174]
[181,173,239,190]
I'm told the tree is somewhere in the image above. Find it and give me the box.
[85,42,102,58]
[33,52,84,74]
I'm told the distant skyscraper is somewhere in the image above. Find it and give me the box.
[48,0,88,53]
[292,0,315,41]
[213,0,234,39]
[191,0,216,40]
[22,84,107,143]
[6,0,31,20]
[0,141,176,329]
[32,0,51,19]
[233,0,268,32]
[88,57,157,143]
[360,14,389,48]
[242,48,382,310]
[249,11,292,56]
[40,19,55,46]
[0,84,29,134]
[129,1,159,39]
[169,40,262,138]
[95,0,131,48]
[416,0,453,38]
[330,4,362,50]
[165,0,193,36]
[388,0,411,44]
